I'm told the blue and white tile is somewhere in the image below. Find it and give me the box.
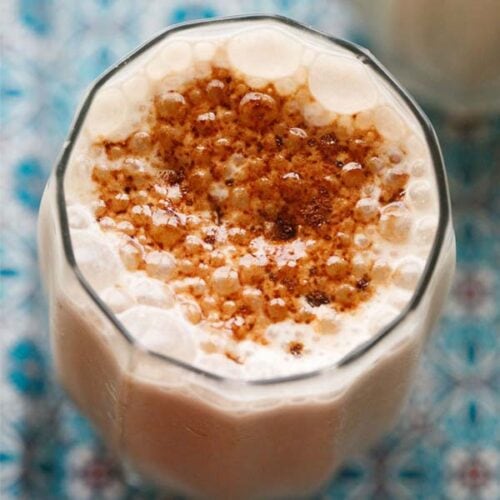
[1,0,498,498]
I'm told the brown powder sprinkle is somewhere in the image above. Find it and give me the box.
[90,67,409,343]
[305,290,330,307]
[225,351,243,364]
[356,277,370,290]
[288,341,304,357]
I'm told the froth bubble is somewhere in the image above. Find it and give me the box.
[337,114,354,131]
[352,253,373,278]
[234,339,258,359]
[394,258,424,290]
[146,41,192,81]
[244,76,268,90]
[407,180,432,209]
[405,134,427,163]
[193,41,216,62]
[118,305,196,361]
[389,289,412,310]
[379,202,413,243]
[161,74,190,91]
[373,106,406,140]
[303,102,332,126]
[72,231,122,291]
[372,259,392,282]
[415,216,438,245]
[126,275,175,308]
[266,298,287,322]
[208,182,229,202]
[309,54,378,114]
[99,217,116,231]
[101,286,135,313]
[119,239,144,270]
[242,287,263,311]
[212,266,240,296]
[227,28,302,80]
[275,77,299,96]
[301,49,315,67]
[67,204,93,229]
[366,304,398,335]
[354,110,374,130]
[294,66,307,85]
[354,232,370,249]
[122,75,151,105]
[194,61,212,79]
[410,160,427,177]
[86,87,127,140]
[354,197,380,222]
[326,255,348,278]
[314,306,340,334]
[180,300,202,324]
[212,47,231,69]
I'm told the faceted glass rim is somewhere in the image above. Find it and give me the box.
[54,14,452,386]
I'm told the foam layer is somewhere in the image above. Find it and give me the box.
[65,20,439,380]
[227,28,302,79]
[309,54,378,113]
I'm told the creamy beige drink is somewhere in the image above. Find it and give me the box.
[38,17,455,499]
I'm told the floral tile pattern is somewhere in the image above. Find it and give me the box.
[1,1,498,498]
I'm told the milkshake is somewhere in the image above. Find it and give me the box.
[38,16,455,499]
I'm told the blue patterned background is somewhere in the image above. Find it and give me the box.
[1,1,499,498]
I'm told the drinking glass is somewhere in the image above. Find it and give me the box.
[38,15,455,499]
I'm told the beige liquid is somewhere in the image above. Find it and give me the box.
[40,182,455,498]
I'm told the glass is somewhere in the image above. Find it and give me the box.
[38,15,456,499]
[352,0,500,116]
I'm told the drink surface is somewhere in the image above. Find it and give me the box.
[65,21,439,379]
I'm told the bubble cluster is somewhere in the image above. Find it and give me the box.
[90,67,418,352]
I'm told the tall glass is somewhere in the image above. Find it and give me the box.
[38,16,455,499]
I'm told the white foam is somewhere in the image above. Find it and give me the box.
[411,159,427,177]
[415,216,438,245]
[227,28,302,80]
[379,202,413,243]
[85,87,129,141]
[122,75,151,105]
[100,285,135,313]
[314,307,340,335]
[193,41,216,62]
[71,230,123,291]
[67,205,93,229]
[146,41,193,81]
[126,275,175,309]
[65,20,440,380]
[302,102,332,127]
[118,305,196,361]
[394,257,425,290]
[407,180,432,209]
[372,105,406,140]
[275,77,300,96]
[309,54,378,114]
[211,266,240,296]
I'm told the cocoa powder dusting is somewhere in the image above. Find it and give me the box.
[288,341,304,357]
[91,67,408,344]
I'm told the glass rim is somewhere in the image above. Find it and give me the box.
[54,14,451,387]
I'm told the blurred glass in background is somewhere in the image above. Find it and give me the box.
[351,0,500,116]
